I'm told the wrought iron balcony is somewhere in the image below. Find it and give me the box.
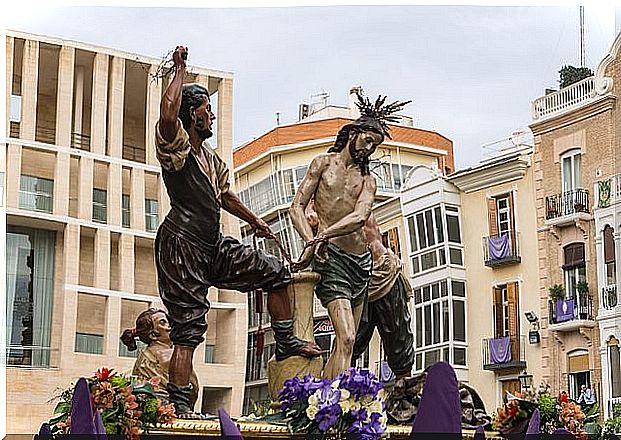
[602,284,618,310]
[548,294,595,331]
[482,335,526,371]
[545,188,590,224]
[482,232,521,268]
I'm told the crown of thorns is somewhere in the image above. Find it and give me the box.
[354,91,412,139]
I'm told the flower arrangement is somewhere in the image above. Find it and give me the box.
[48,368,175,440]
[278,368,387,439]
[491,384,600,437]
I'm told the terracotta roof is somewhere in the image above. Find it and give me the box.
[233,117,454,172]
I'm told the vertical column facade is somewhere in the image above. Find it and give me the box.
[105,296,121,357]
[78,156,94,221]
[55,46,75,147]
[108,162,122,226]
[60,223,80,368]
[91,53,109,155]
[6,36,14,134]
[107,56,125,158]
[20,39,39,141]
[6,144,22,208]
[94,229,111,289]
[54,151,70,216]
[145,65,161,166]
[119,233,135,292]
[130,168,145,231]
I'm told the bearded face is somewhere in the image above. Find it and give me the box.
[348,129,383,164]
[192,94,216,140]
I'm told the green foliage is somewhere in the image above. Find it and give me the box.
[576,281,589,295]
[613,403,621,418]
[602,415,621,439]
[109,375,130,389]
[559,65,594,88]
[141,398,159,425]
[538,393,560,433]
[549,284,566,301]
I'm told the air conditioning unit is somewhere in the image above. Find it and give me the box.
[298,103,310,121]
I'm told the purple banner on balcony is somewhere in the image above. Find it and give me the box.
[489,336,512,364]
[488,233,511,261]
[556,299,575,322]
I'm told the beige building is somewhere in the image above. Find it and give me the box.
[529,33,621,404]
[233,88,455,413]
[449,139,542,409]
[4,31,247,433]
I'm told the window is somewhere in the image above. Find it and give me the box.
[19,175,54,213]
[10,94,22,122]
[6,227,55,367]
[496,196,512,235]
[604,226,616,285]
[145,199,159,232]
[381,227,401,258]
[492,283,520,361]
[92,188,107,223]
[609,337,621,399]
[122,194,131,228]
[446,212,461,243]
[204,344,216,363]
[75,293,106,355]
[413,279,466,370]
[561,149,582,192]
[563,243,586,301]
[568,351,590,400]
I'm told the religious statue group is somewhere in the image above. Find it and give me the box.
[121,46,417,419]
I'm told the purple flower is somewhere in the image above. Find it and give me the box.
[348,409,369,433]
[339,368,383,399]
[315,404,342,431]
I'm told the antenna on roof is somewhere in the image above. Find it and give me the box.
[276,112,281,126]
[579,5,585,67]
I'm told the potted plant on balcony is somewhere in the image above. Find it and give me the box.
[549,284,574,323]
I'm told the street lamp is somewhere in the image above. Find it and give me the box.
[518,370,533,392]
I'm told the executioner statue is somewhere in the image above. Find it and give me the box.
[153,46,321,418]
[290,91,410,379]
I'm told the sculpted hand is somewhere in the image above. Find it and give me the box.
[172,46,188,69]
[291,244,315,272]
[252,218,273,239]
[311,233,329,262]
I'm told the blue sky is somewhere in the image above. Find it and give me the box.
[4,3,616,168]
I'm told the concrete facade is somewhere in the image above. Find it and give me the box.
[449,144,542,410]
[5,31,246,433]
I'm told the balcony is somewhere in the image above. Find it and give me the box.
[595,173,621,209]
[602,284,619,310]
[482,335,526,371]
[482,232,521,268]
[549,295,595,332]
[532,76,612,122]
[545,188,590,226]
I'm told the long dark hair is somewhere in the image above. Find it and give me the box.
[179,83,209,131]
[120,308,166,351]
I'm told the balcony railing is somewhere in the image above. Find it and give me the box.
[482,335,526,371]
[595,173,621,209]
[549,294,594,326]
[482,231,521,267]
[602,284,618,310]
[532,77,596,121]
[609,397,621,418]
[545,188,590,221]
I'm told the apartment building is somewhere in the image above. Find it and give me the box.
[529,33,621,406]
[234,88,455,413]
[4,31,246,432]
[590,34,621,419]
[449,138,542,409]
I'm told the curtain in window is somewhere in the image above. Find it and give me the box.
[31,229,55,366]
[6,233,29,349]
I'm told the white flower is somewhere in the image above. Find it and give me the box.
[339,389,350,401]
[377,389,387,401]
[331,380,341,389]
[306,404,318,420]
[340,398,352,413]
[366,399,383,414]
[379,414,387,429]
[350,400,362,411]
[308,391,320,406]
